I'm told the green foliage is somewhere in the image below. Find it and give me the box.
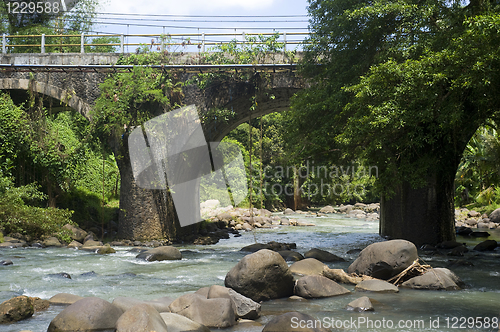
[291,0,500,199]
[0,94,29,177]
[191,33,297,90]
[92,53,180,142]
[0,0,118,53]
[0,173,74,242]
[455,123,500,206]
[0,92,119,237]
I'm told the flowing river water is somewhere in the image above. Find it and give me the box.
[1,213,499,332]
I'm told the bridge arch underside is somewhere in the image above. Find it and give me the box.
[0,78,92,118]
[199,74,303,142]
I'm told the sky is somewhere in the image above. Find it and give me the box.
[89,0,310,51]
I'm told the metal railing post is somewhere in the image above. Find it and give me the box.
[283,32,287,52]
[202,32,205,53]
[81,33,85,53]
[41,34,45,53]
[120,34,124,53]
[2,34,6,54]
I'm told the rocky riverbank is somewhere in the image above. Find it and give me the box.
[3,238,493,331]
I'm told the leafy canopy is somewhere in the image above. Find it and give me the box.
[291,0,500,194]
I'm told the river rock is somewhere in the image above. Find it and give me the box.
[1,259,13,266]
[346,296,374,312]
[225,249,294,302]
[43,237,63,247]
[289,258,326,276]
[262,311,329,332]
[319,205,335,213]
[31,297,50,311]
[168,293,236,328]
[304,248,346,262]
[62,224,88,243]
[488,208,500,223]
[48,272,71,279]
[82,239,103,248]
[49,293,84,305]
[401,268,463,290]
[283,208,295,215]
[347,240,418,279]
[47,297,123,332]
[241,243,272,252]
[355,279,399,293]
[112,296,173,313]
[473,240,498,251]
[115,303,168,332]
[135,246,182,261]
[160,313,211,332]
[97,244,116,254]
[67,240,83,249]
[0,296,34,323]
[294,275,351,298]
[437,241,466,249]
[206,285,261,320]
[278,250,304,261]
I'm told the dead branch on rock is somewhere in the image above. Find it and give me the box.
[322,267,374,285]
[388,258,431,286]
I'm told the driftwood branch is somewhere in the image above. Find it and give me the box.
[322,267,374,285]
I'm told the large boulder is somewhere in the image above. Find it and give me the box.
[62,224,88,243]
[0,296,34,323]
[347,240,418,279]
[354,279,399,293]
[401,268,463,290]
[47,297,123,332]
[136,246,182,261]
[283,208,295,215]
[488,208,500,223]
[294,275,351,298]
[115,303,168,332]
[160,313,210,332]
[206,285,261,320]
[43,237,63,247]
[289,258,326,276]
[304,248,346,262]
[112,296,173,313]
[473,240,498,251]
[225,249,294,302]
[262,312,329,332]
[168,293,236,328]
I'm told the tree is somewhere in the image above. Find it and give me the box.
[291,0,500,245]
[0,0,118,53]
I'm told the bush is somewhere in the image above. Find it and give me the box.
[0,174,74,242]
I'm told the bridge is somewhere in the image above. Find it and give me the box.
[0,37,306,240]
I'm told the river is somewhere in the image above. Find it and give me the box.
[1,213,499,332]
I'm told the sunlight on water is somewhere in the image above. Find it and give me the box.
[0,213,499,332]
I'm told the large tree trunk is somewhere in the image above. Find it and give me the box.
[380,170,456,247]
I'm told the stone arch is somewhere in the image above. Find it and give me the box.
[0,78,92,119]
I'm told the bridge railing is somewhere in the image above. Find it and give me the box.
[1,32,310,54]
